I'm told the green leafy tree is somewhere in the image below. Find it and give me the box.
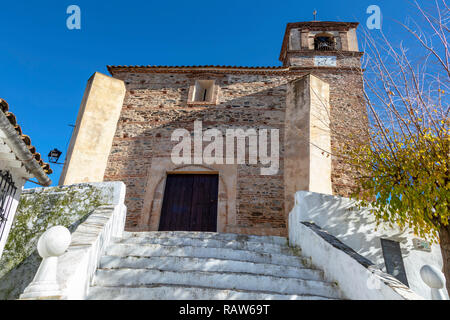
[341,0,449,293]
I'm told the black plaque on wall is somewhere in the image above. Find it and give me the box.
[380,238,409,286]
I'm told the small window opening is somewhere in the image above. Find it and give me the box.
[314,35,335,51]
[194,80,214,102]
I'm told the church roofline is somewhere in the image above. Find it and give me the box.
[107,65,290,75]
[107,64,363,77]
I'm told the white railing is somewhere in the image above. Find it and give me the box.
[420,265,447,300]
[20,226,72,299]
[19,182,126,300]
[289,190,448,300]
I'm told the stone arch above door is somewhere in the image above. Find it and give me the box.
[139,158,237,232]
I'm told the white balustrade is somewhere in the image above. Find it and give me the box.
[19,226,71,299]
[420,264,447,300]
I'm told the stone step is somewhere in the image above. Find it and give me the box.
[92,268,341,298]
[117,235,293,255]
[122,231,287,246]
[105,243,310,268]
[99,255,323,281]
[87,285,336,300]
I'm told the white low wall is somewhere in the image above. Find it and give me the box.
[289,191,448,300]
[289,221,422,300]
[57,183,126,299]
[20,181,127,300]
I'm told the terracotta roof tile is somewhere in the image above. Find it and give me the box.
[109,65,286,69]
[107,65,289,75]
[0,98,53,175]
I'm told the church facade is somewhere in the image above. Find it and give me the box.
[59,21,367,237]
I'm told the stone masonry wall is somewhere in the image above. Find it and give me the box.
[320,70,367,197]
[104,68,366,235]
[104,71,290,235]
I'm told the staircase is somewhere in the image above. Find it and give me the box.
[87,231,344,300]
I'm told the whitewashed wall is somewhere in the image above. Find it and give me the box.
[0,172,25,259]
[290,191,448,300]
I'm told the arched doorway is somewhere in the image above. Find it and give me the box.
[140,158,237,233]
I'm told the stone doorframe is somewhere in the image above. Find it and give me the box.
[139,158,237,232]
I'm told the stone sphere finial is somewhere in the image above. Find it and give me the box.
[37,226,72,258]
[420,265,445,289]
[20,226,71,299]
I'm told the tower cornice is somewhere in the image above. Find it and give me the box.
[279,21,360,63]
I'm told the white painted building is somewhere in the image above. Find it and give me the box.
[0,98,52,259]
[289,191,449,300]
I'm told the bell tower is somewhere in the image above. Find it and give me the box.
[279,21,360,68]
[280,20,367,200]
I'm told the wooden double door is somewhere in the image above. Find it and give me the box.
[158,174,219,232]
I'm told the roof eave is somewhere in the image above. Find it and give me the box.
[107,65,290,75]
[0,100,52,186]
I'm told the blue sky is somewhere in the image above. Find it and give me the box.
[0,0,425,187]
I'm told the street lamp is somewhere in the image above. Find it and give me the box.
[48,148,62,164]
